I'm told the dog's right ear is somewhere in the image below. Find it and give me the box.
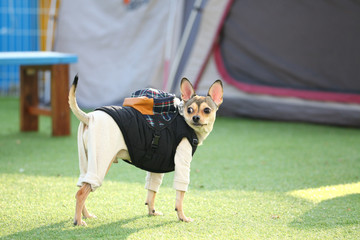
[208,80,223,107]
[180,78,196,101]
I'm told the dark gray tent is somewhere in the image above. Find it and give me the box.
[171,0,360,126]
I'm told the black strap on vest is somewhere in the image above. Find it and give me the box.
[151,132,161,149]
[145,114,162,162]
[192,138,199,147]
[144,131,160,161]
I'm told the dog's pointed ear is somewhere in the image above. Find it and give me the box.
[180,78,196,101]
[208,80,223,106]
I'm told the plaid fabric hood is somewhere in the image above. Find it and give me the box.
[129,88,178,127]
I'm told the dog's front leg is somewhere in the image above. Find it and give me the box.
[145,190,163,216]
[175,190,193,222]
[144,172,164,216]
[173,138,193,222]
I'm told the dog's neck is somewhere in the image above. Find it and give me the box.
[193,124,214,146]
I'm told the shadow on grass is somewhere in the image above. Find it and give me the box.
[289,193,360,229]
[2,215,174,240]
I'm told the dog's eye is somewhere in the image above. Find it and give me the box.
[187,107,194,114]
[204,107,211,114]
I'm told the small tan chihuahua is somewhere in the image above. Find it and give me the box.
[69,77,223,226]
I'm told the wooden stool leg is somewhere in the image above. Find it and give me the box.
[20,66,39,132]
[51,64,70,136]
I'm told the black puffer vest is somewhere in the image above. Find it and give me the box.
[96,106,198,173]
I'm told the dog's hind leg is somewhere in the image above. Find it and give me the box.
[73,111,128,226]
[74,183,92,226]
[77,155,118,224]
[82,206,96,220]
[77,156,116,223]
[74,122,93,225]
[82,205,96,219]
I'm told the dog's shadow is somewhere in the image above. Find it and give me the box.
[2,215,173,240]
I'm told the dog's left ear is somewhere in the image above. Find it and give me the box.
[180,78,196,101]
[208,80,223,107]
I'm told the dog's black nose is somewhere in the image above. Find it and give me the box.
[192,115,200,123]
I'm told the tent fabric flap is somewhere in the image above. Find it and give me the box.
[180,0,360,126]
[218,0,360,103]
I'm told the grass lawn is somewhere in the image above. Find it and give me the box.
[1,97,360,239]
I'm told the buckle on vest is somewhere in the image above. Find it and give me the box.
[192,138,198,146]
[151,134,160,149]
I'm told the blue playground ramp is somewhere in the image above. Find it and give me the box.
[0,0,40,95]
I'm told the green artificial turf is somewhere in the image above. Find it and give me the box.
[1,97,360,239]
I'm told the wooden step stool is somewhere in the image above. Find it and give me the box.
[0,51,78,136]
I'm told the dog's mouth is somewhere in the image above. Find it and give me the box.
[192,122,207,127]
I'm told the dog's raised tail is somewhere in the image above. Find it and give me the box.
[68,75,90,125]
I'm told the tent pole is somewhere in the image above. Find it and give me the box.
[166,0,203,93]
[162,0,178,91]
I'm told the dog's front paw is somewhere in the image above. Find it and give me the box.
[178,216,193,222]
[148,209,163,216]
[74,219,87,226]
[145,201,163,216]
[175,208,193,222]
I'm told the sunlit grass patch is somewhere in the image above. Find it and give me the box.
[287,182,360,203]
